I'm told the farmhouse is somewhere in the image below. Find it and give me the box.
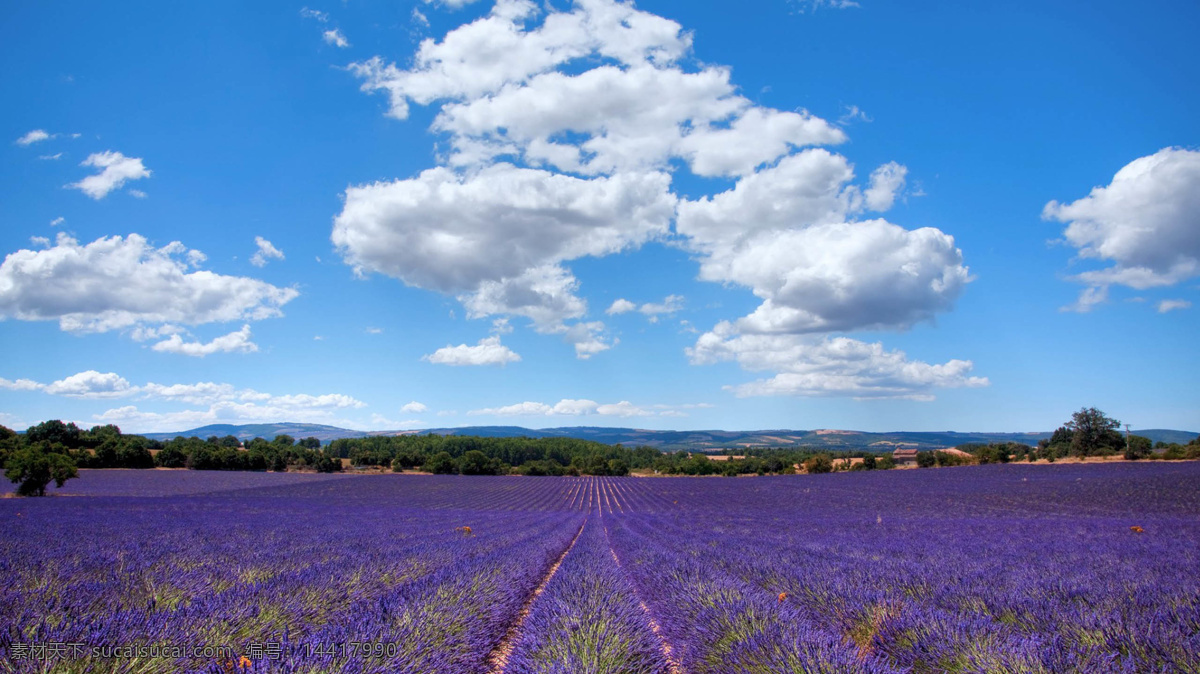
[893,448,919,465]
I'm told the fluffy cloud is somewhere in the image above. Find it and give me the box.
[0,233,298,333]
[401,401,429,413]
[423,335,521,365]
[334,164,671,356]
[323,29,350,48]
[300,7,328,22]
[344,0,976,387]
[250,236,285,267]
[679,151,968,335]
[688,324,988,400]
[1044,147,1200,308]
[0,377,44,391]
[16,130,52,146]
[468,397,655,417]
[335,165,674,293]
[67,151,151,199]
[43,371,136,399]
[150,325,259,357]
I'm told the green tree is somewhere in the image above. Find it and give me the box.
[1066,407,1123,457]
[425,451,458,474]
[916,451,936,468]
[1124,435,1153,460]
[804,454,833,474]
[458,450,496,475]
[25,420,83,448]
[5,446,78,496]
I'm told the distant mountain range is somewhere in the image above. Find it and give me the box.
[141,423,1199,451]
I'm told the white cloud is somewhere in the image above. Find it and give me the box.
[1060,285,1108,314]
[16,130,51,146]
[688,325,988,400]
[863,161,907,212]
[44,371,135,399]
[128,189,147,199]
[401,401,429,413]
[423,335,521,366]
[250,236,285,267]
[366,327,384,334]
[790,0,861,12]
[150,324,258,357]
[0,233,298,333]
[608,295,683,322]
[606,299,636,315]
[334,164,671,356]
[300,7,328,22]
[49,216,65,227]
[423,0,483,8]
[838,105,872,125]
[412,8,430,27]
[30,236,50,248]
[343,0,976,389]
[1157,299,1191,313]
[323,29,350,48]
[39,153,63,161]
[0,377,44,392]
[67,151,151,199]
[335,164,674,293]
[1044,147,1200,308]
[468,397,655,417]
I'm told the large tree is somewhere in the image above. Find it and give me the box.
[1066,407,1124,457]
[5,446,78,496]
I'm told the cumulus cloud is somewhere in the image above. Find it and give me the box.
[0,377,44,392]
[468,398,655,417]
[43,371,136,399]
[401,401,429,413]
[1044,147,1200,308]
[341,0,976,388]
[1157,299,1191,313]
[606,299,636,315]
[15,130,51,146]
[863,162,908,212]
[150,324,258,357]
[0,233,298,333]
[323,29,350,48]
[423,335,521,366]
[250,236,285,267]
[687,324,988,400]
[67,151,151,199]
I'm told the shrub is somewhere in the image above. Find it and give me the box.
[803,454,833,474]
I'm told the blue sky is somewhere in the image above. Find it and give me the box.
[1,0,1197,434]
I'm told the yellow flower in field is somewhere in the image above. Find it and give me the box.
[1130,526,1144,533]
[239,656,252,668]
[778,592,788,602]
[456,526,473,536]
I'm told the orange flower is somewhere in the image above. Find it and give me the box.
[778,592,788,602]
[1130,526,1144,533]
[239,656,253,668]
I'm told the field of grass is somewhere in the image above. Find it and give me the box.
[2,463,1198,673]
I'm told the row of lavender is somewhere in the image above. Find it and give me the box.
[603,464,1200,673]
[2,474,591,673]
[4,463,1199,672]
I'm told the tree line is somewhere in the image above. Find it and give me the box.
[4,407,1197,496]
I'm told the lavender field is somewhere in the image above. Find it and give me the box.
[2,463,1199,673]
